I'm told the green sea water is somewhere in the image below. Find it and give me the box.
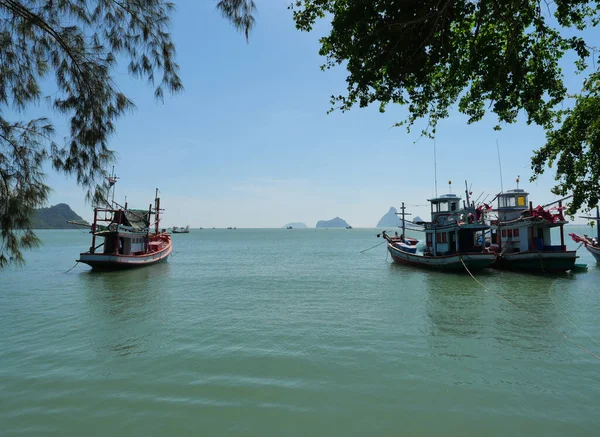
[1,227,600,436]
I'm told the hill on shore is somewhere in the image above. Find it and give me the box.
[31,204,87,229]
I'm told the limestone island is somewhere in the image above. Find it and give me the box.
[283,222,307,229]
[377,207,423,228]
[316,217,350,228]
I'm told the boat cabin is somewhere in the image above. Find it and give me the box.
[492,189,566,254]
[496,189,529,221]
[424,194,489,256]
[90,208,151,256]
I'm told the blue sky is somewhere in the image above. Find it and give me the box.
[42,0,589,227]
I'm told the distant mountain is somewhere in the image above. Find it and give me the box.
[316,217,350,228]
[31,204,87,229]
[377,207,401,227]
[376,207,425,228]
[283,222,307,229]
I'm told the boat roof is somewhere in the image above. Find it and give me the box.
[498,189,529,197]
[427,193,460,203]
[123,209,151,230]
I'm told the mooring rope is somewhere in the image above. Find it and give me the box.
[360,240,386,253]
[64,261,80,273]
[459,258,600,362]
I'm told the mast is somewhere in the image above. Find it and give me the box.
[110,166,118,207]
[90,209,97,253]
[433,138,438,198]
[396,202,411,238]
[496,139,504,193]
[154,188,160,234]
[559,200,565,251]
[401,202,407,237]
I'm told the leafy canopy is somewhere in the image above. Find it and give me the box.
[291,0,600,213]
[0,0,255,267]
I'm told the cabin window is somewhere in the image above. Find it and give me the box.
[501,229,507,237]
[426,234,432,246]
[508,229,513,238]
[450,202,456,211]
[517,196,526,206]
[514,229,520,237]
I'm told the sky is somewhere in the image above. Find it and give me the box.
[39,0,593,227]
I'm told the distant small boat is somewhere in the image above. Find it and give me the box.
[172,225,190,234]
[346,225,353,229]
[287,226,293,229]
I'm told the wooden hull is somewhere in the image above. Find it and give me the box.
[387,244,496,271]
[493,251,577,273]
[79,240,172,270]
[586,245,600,262]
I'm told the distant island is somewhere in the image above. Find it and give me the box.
[31,203,87,229]
[283,222,307,229]
[376,207,423,228]
[316,217,350,228]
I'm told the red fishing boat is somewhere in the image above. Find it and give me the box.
[570,207,600,263]
[77,188,172,270]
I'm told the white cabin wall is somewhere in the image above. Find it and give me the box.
[519,232,529,251]
[543,228,551,247]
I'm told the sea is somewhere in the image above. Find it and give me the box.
[1,227,599,436]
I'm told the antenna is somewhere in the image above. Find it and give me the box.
[516,175,520,190]
[496,139,504,193]
[448,180,452,194]
[433,138,438,197]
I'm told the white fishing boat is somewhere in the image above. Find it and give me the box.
[489,187,577,272]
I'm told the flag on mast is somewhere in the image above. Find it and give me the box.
[107,176,117,187]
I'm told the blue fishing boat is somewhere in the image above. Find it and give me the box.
[381,183,496,271]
